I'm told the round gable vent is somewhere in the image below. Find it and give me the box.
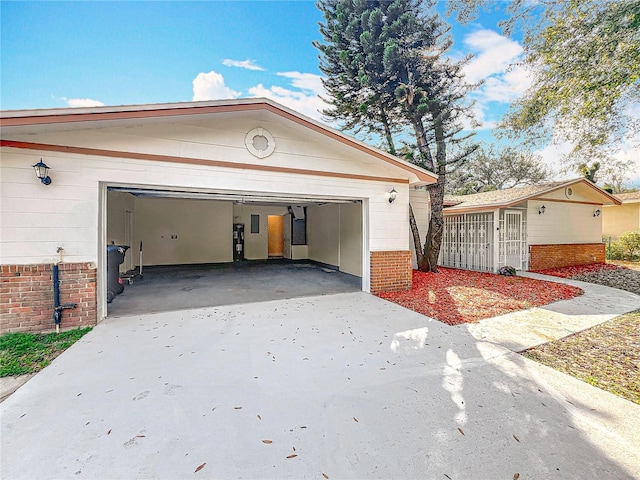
[245,127,276,159]
[565,187,574,198]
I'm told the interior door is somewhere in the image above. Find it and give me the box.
[267,215,284,257]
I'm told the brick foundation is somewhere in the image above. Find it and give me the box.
[0,263,97,333]
[370,250,412,293]
[528,243,606,271]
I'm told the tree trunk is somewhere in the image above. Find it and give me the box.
[417,107,448,272]
[380,109,396,156]
[409,203,424,268]
[419,175,445,272]
[411,117,434,171]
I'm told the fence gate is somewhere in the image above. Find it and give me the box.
[440,213,494,271]
[503,211,523,268]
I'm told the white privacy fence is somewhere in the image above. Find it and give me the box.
[440,212,494,271]
[440,209,528,272]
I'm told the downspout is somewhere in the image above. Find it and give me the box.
[53,247,77,333]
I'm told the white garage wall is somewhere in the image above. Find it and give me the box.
[307,203,363,276]
[13,116,408,181]
[0,151,100,265]
[232,204,289,260]
[106,190,135,247]
[339,203,362,276]
[1,148,409,265]
[307,204,340,267]
[409,187,430,268]
[131,197,232,265]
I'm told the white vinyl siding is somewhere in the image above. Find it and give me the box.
[0,148,408,265]
[408,187,430,268]
[526,200,602,245]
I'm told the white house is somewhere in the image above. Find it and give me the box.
[423,179,621,272]
[0,99,437,332]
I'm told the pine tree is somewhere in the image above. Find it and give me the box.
[315,0,478,271]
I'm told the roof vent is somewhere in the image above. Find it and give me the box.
[565,187,574,198]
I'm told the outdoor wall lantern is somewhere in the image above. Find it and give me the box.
[594,208,601,217]
[388,187,398,203]
[538,205,546,215]
[32,159,52,185]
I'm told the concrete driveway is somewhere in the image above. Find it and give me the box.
[2,292,639,479]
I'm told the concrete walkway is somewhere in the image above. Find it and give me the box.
[1,285,639,479]
[464,272,640,352]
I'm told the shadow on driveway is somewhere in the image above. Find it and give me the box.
[2,293,638,479]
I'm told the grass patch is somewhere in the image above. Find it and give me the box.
[522,310,640,404]
[0,327,92,377]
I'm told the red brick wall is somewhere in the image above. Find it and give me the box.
[1,263,97,333]
[370,250,412,293]
[529,243,606,271]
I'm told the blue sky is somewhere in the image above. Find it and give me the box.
[2,1,638,184]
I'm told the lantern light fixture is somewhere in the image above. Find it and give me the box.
[593,208,601,217]
[388,187,397,203]
[32,159,52,185]
[538,205,546,215]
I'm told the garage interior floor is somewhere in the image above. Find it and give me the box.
[107,260,362,316]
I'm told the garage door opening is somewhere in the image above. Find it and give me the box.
[103,185,365,317]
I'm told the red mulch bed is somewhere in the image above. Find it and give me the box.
[532,263,623,278]
[376,267,583,326]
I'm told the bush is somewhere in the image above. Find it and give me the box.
[606,239,626,260]
[618,231,640,261]
[606,231,640,261]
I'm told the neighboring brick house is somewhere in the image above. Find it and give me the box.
[602,191,640,239]
[1,99,437,332]
[416,179,620,273]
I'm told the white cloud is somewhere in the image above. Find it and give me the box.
[534,139,640,186]
[248,84,328,122]
[481,65,532,103]
[192,70,241,101]
[276,72,324,94]
[460,29,532,130]
[614,143,640,187]
[534,142,574,180]
[463,29,523,84]
[248,72,328,121]
[64,98,105,107]
[222,59,264,71]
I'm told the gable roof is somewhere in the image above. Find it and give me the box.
[444,178,621,213]
[0,98,437,186]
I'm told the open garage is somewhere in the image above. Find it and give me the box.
[106,186,364,315]
[0,98,437,332]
